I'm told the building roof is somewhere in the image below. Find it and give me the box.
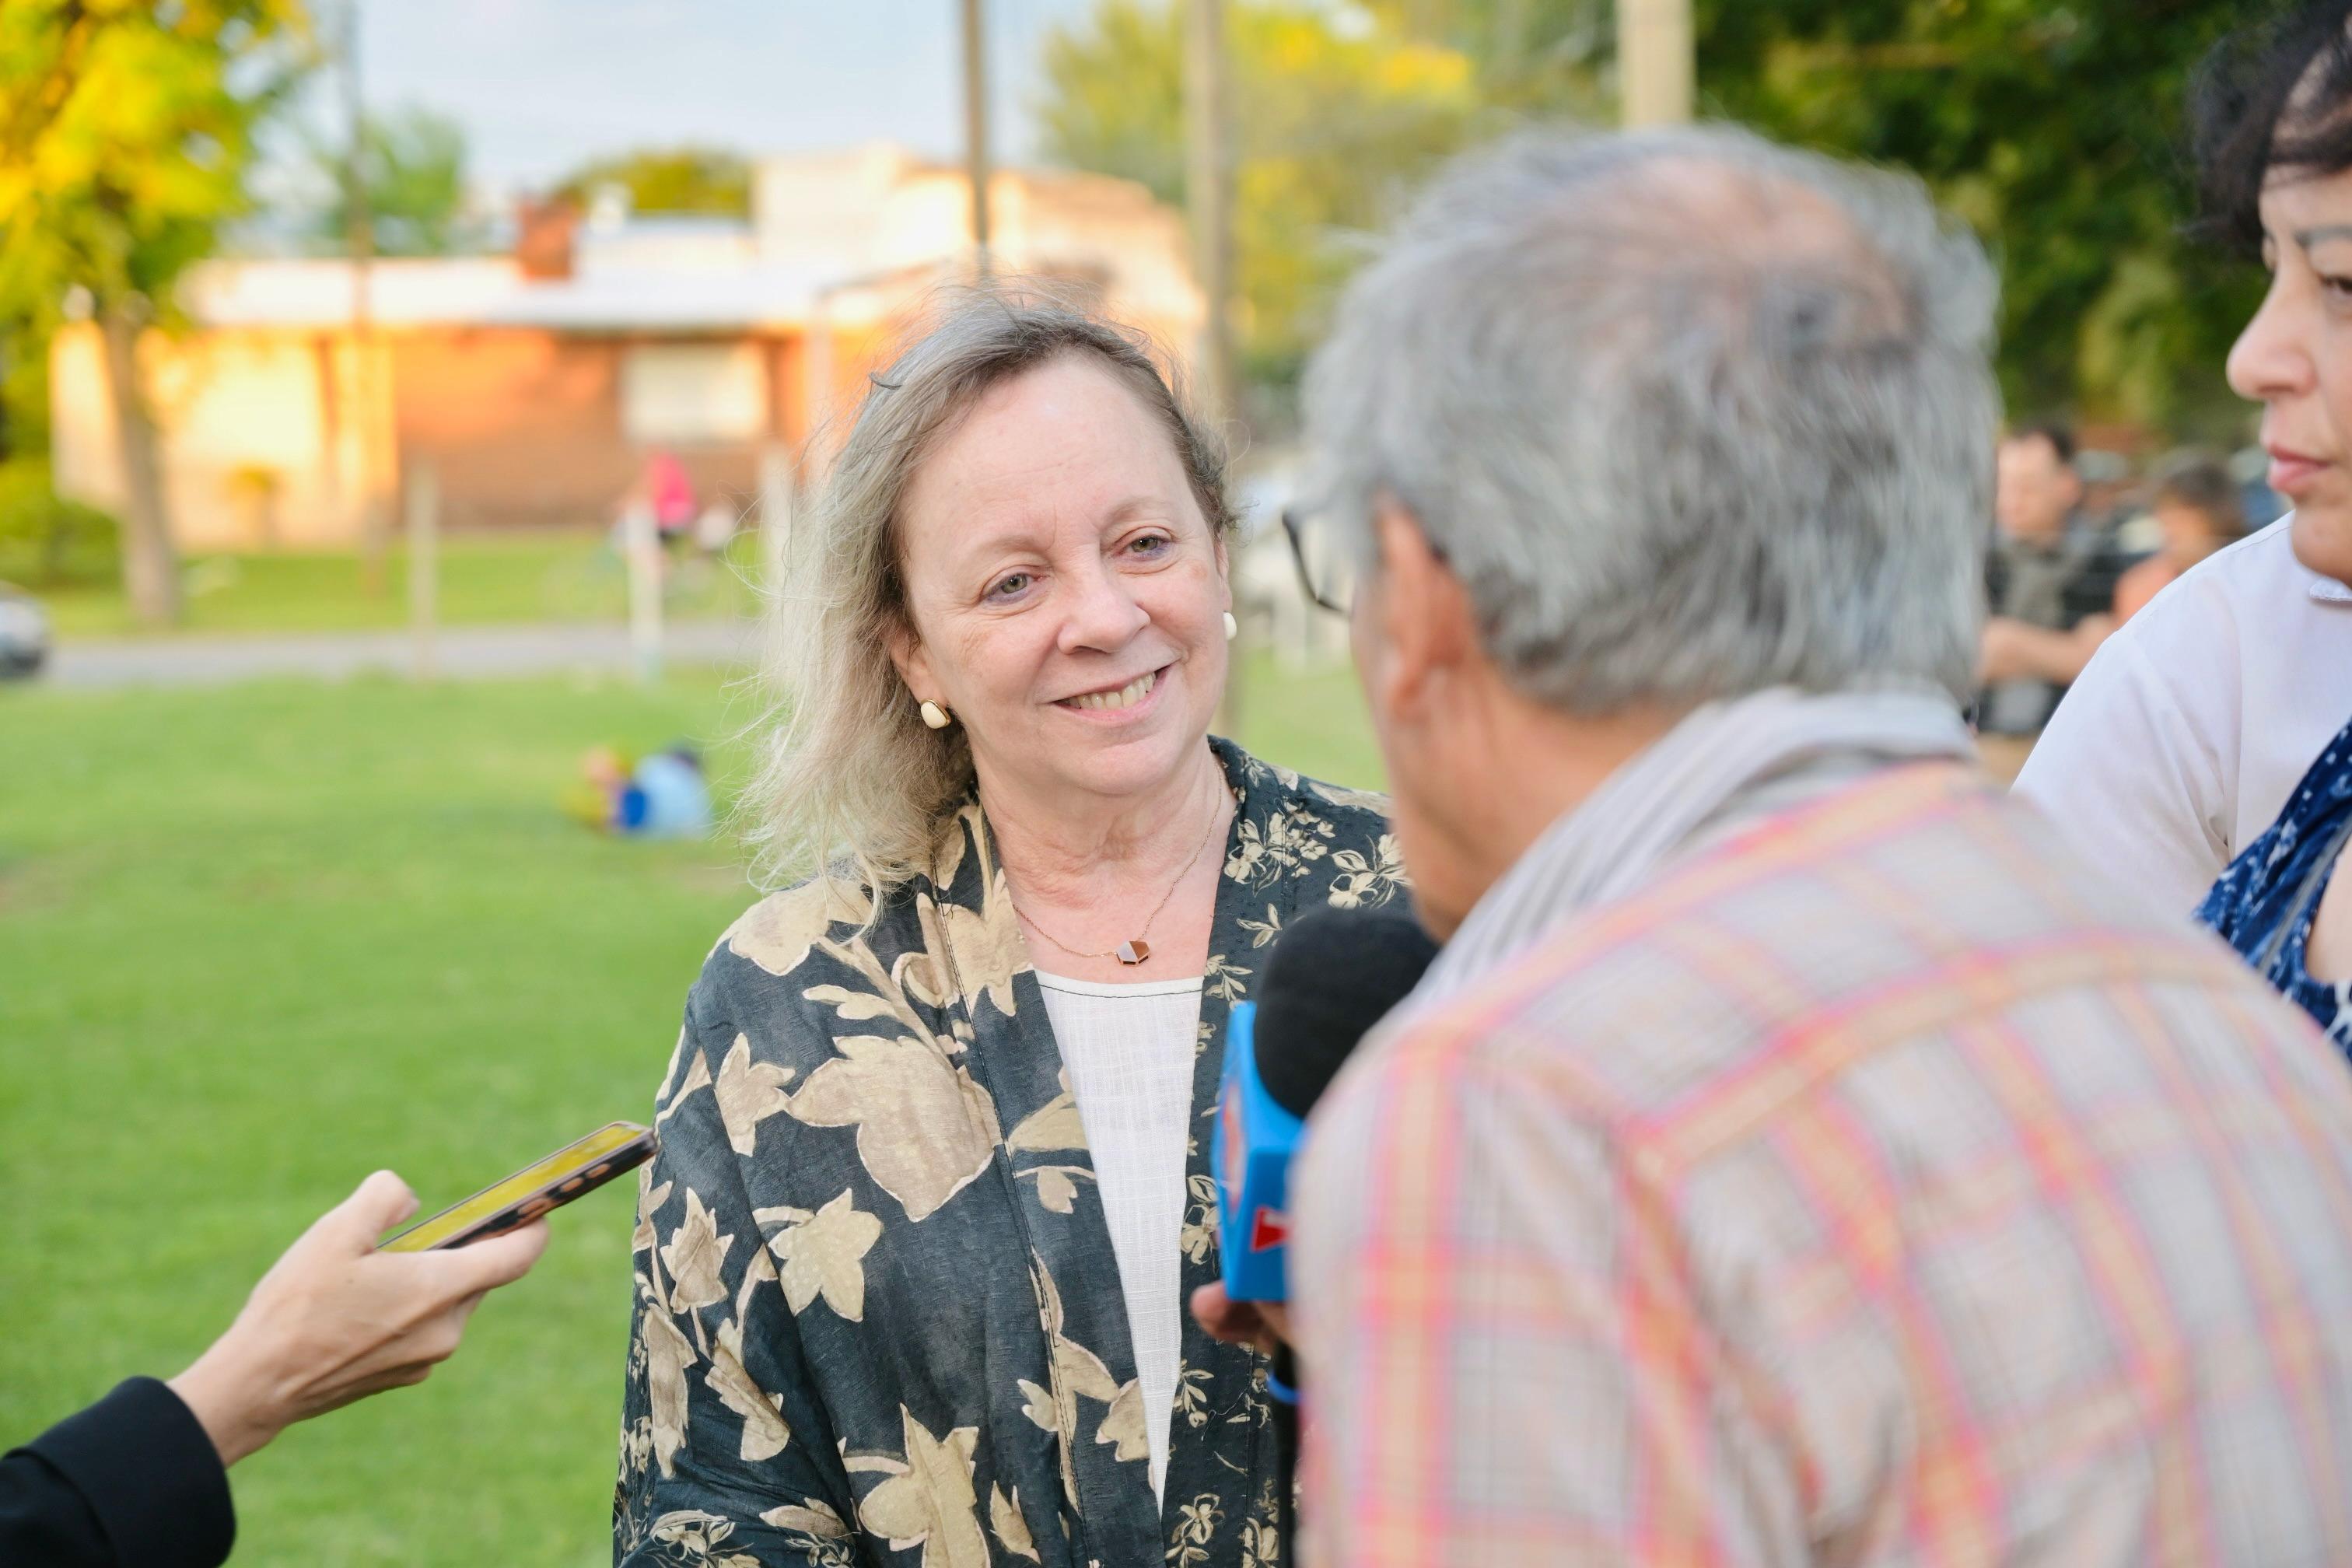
[181,257,519,329]
[179,254,842,334]
[180,145,1197,337]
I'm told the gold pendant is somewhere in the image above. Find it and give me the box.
[1115,940,1150,966]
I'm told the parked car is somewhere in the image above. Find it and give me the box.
[0,582,50,678]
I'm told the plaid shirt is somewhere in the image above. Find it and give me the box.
[1292,765,2352,1566]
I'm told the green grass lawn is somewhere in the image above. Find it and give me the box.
[35,529,762,639]
[0,653,1377,1567]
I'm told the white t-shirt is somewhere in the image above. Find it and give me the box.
[1034,971,1204,1505]
[2014,517,2352,915]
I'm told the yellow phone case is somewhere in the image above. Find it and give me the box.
[379,1122,657,1251]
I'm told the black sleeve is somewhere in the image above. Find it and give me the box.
[2060,540,2143,627]
[2,1378,235,1568]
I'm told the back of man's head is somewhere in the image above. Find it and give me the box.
[1304,124,1999,714]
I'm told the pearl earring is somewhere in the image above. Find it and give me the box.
[1222,611,1239,642]
[919,700,952,730]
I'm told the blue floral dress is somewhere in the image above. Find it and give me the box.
[2196,718,2352,1059]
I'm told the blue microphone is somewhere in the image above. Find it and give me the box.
[1210,904,1437,1553]
[1213,1000,1300,1303]
[1212,907,1441,1314]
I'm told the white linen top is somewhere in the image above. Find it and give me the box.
[2014,517,2352,914]
[1034,970,1204,1504]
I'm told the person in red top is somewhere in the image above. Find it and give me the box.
[644,450,696,541]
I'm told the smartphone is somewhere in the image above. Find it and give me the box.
[378,1122,658,1252]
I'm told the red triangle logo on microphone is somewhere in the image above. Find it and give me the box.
[1250,1206,1288,1251]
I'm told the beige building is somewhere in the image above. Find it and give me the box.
[51,145,1204,549]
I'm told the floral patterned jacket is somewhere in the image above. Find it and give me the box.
[614,739,1404,1568]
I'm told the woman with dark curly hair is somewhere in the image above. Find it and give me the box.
[2018,1,2352,1054]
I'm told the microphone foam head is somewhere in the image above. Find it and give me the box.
[1253,904,1440,1119]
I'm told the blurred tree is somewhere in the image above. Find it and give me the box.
[0,313,46,467]
[1696,0,2266,438]
[0,0,312,625]
[1038,0,1482,411]
[1368,0,2264,437]
[310,104,472,256]
[554,146,750,216]
[1362,0,1611,112]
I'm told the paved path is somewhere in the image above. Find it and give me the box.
[40,620,759,689]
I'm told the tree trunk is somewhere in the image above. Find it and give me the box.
[97,299,180,626]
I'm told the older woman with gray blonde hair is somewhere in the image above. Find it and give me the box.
[613,296,1400,1568]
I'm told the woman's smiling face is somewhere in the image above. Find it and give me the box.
[889,352,1231,811]
[2229,159,2352,584]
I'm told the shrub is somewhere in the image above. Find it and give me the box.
[0,459,121,587]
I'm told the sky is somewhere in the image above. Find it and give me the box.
[299,0,1100,198]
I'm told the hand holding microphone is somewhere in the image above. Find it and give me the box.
[1190,905,1437,1563]
[1193,905,1440,1362]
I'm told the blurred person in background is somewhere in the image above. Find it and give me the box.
[1973,448,2247,747]
[2112,449,2249,620]
[1276,124,2352,1566]
[612,299,1400,1567]
[3,1173,545,1567]
[2019,0,2352,916]
[646,449,698,544]
[1973,422,2133,737]
[569,744,713,839]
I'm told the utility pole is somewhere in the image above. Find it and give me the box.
[1184,0,1241,730]
[406,458,439,681]
[1617,0,1695,127]
[343,0,390,593]
[1183,0,1237,430]
[758,443,794,594]
[623,496,664,686]
[961,0,992,279]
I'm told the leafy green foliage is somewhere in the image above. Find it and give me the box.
[0,0,312,622]
[1360,0,1612,112]
[0,457,117,588]
[1694,0,2266,436]
[1047,0,2270,436]
[1037,0,1482,402]
[553,145,751,216]
[0,0,313,324]
[0,316,47,466]
[310,105,474,257]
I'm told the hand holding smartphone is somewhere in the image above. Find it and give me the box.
[377,1122,657,1252]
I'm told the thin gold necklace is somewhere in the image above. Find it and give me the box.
[1006,777,1228,967]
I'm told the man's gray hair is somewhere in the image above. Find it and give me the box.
[1304,124,1999,712]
